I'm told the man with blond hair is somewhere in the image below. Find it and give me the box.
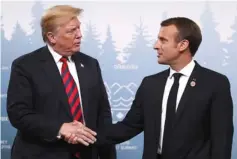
[7,5,116,159]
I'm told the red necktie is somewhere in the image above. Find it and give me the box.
[60,57,84,158]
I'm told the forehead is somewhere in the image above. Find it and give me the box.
[63,17,81,28]
[158,25,179,39]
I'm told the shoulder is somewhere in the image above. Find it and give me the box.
[142,69,169,83]
[73,52,100,68]
[12,46,46,67]
[76,52,97,63]
[199,66,230,85]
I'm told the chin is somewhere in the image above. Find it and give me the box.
[158,60,168,65]
[72,47,80,53]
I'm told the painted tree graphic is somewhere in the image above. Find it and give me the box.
[195,3,227,74]
[124,17,151,65]
[1,18,11,66]
[28,1,45,50]
[100,25,118,71]
[10,22,31,63]
[124,17,163,77]
[81,21,102,59]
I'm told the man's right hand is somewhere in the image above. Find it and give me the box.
[59,121,97,146]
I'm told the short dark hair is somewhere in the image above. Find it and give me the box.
[161,17,202,56]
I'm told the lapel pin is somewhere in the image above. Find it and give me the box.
[190,81,196,87]
[80,63,84,68]
[190,78,196,87]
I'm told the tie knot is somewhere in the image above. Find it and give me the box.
[60,57,68,63]
[172,73,182,82]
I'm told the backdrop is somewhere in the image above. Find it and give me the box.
[1,1,237,159]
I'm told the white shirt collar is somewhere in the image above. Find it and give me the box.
[47,44,72,63]
[169,60,195,79]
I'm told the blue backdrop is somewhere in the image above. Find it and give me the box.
[1,1,237,159]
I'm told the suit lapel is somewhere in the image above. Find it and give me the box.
[154,70,169,146]
[39,46,72,119]
[174,62,202,127]
[72,53,89,124]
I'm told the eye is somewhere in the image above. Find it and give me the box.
[160,38,167,44]
[67,28,77,34]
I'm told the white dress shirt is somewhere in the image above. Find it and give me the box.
[47,45,85,124]
[158,60,195,154]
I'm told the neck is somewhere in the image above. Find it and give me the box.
[52,46,64,56]
[48,43,71,57]
[170,56,192,72]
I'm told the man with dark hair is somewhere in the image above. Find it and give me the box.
[94,17,234,159]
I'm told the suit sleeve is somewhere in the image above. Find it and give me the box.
[96,76,145,146]
[95,60,116,159]
[7,60,63,142]
[210,75,234,159]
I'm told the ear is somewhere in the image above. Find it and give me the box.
[46,32,57,44]
[178,39,189,52]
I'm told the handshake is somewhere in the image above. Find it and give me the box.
[59,120,97,146]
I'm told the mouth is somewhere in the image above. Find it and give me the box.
[157,53,162,58]
[75,42,81,46]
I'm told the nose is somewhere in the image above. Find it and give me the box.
[76,28,82,38]
[153,39,160,50]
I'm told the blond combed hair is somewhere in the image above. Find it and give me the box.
[40,5,83,42]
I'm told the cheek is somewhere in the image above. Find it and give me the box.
[162,45,174,57]
[161,44,169,52]
[63,37,75,46]
[61,34,73,41]
[57,36,68,43]
[161,43,170,49]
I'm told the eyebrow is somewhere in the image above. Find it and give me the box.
[158,36,168,41]
[67,25,80,30]
[68,22,81,28]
